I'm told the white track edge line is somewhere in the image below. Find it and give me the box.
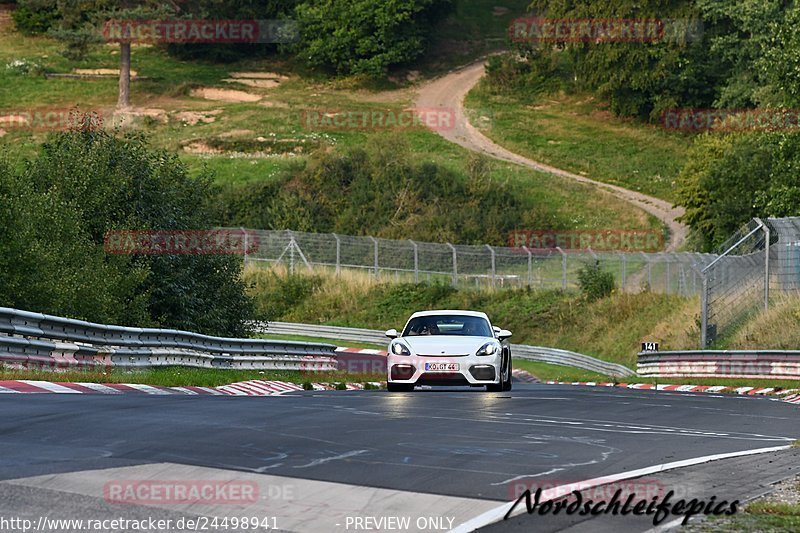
[448,444,791,533]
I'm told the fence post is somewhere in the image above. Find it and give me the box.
[557,247,567,289]
[447,243,457,287]
[523,246,532,287]
[641,251,652,288]
[485,244,496,288]
[333,233,341,276]
[619,253,626,289]
[761,219,770,310]
[700,274,709,348]
[240,227,248,266]
[409,239,419,283]
[369,236,379,279]
[665,258,671,294]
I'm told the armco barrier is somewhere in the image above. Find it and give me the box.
[259,322,636,377]
[0,308,337,371]
[638,350,800,380]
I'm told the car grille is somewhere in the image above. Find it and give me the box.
[417,354,469,357]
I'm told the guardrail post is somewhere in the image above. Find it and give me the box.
[369,236,379,279]
[446,243,457,287]
[485,244,496,289]
[409,239,419,283]
[557,247,566,289]
[523,246,532,287]
[333,233,341,276]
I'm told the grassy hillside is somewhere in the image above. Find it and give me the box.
[465,84,693,202]
[0,4,656,240]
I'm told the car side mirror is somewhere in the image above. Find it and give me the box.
[385,328,399,339]
[492,326,501,334]
[497,329,512,341]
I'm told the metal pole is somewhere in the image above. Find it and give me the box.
[700,274,709,348]
[409,239,419,283]
[620,253,626,289]
[556,247,566,289]
[240,227,248,266]
[485,244,496,288]
[758,218,770,310]
[446,243,457,286]
[665,259,671,295]
[333,233,341,276]
[369,236,379,279]
[523,246,532,287]
[289,238,295,275]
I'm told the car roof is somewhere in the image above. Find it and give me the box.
[408,310,489,320]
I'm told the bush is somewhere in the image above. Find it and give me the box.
[577,261,615,301]
[248,270,324,321]
[212,135,530,245]
[12,0,60,35]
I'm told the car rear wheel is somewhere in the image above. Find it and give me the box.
[387,383,414,392]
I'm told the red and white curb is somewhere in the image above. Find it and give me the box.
[336,347,388,355]
[546,381,800,406]
[0,379,383,396]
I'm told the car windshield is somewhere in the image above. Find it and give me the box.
[402,315,492,337]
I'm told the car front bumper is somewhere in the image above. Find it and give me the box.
[386,353,502,386]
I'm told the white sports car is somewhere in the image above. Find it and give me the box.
[384,310,513,392]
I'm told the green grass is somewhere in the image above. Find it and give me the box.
[464,84,693,202]
[692,501,800,531]
[515,360,611,383]
[0,366,384,388]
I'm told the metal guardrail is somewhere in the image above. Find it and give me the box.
[260,322,636,377]
[638,350,800,380]
[0,308,338,371]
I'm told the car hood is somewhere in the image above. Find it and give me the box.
[399,336,494,356]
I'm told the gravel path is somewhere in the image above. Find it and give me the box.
[415,60,688,251]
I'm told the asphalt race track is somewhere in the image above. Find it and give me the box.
[0,384,798,532]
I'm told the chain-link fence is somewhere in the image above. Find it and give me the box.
[700,219,769,347]
[699,216,800,347]
[231,228,716,295]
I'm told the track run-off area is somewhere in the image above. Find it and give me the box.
[0,384,798,532]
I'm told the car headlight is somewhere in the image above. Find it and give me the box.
[391,342,411,356]
[476,342,500,356]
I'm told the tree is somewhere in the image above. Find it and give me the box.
[40,0,176,109]
[0,122,254,336]
[293,0,452,77]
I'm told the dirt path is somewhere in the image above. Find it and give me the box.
[415,61,688,251]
